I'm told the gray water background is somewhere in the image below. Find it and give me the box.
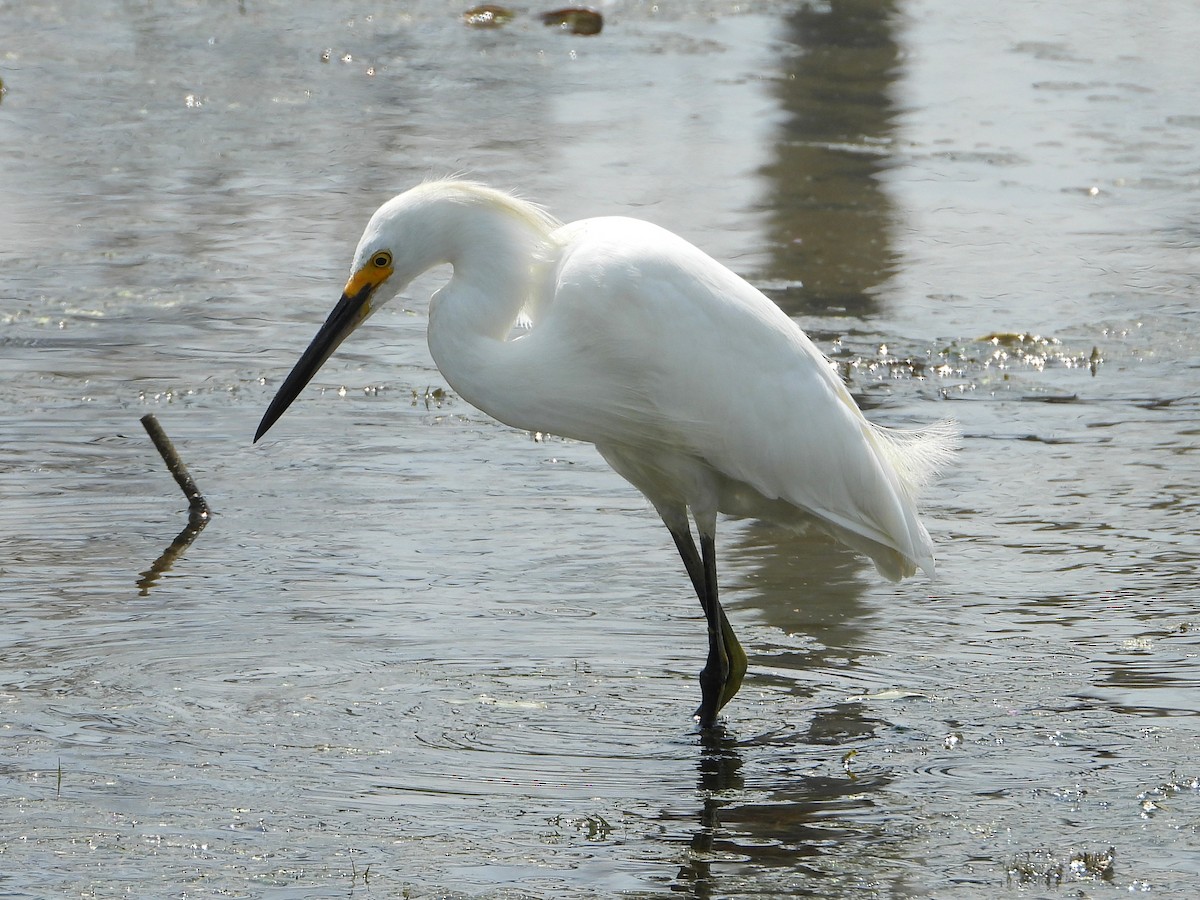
[2,0,1199,896]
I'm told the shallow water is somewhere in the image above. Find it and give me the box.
[2,0,1199,896]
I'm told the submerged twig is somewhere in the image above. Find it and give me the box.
[138,414,211,594]
[141,413,210,525]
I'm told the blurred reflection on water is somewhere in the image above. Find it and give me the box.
[2,0,1200,897]
[762,0,902,316]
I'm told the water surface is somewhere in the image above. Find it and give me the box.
[2,0,1199,896]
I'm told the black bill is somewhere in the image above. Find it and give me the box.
[254,281,375,442]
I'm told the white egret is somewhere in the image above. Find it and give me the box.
[255,180,955,727]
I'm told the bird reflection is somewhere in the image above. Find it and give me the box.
[670,524,896,897]
[674,726,744,898]
[730,521,875,692]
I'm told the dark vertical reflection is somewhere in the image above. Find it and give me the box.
[665,529,899,897]
[673,728,744,899]
[759,0,902,318]
[730,525,872,674]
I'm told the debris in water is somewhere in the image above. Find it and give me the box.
[541,7,603,35]
[841,749,858,780]
[413,385,449,408]
[1007,846,1115,886]
[978,331,1057,348]
[138,414,211,595]
[141,413,210,526]
[462,5,515,28]
[1069,847,1115,881]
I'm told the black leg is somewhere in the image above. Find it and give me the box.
[667,521,708,612]
[696,532,733,727]
[665,520,747,727]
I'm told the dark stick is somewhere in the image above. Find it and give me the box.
[140,413,210,526]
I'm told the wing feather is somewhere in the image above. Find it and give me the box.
[519,216,955,578]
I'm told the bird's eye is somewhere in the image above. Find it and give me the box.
[372,251,392,268]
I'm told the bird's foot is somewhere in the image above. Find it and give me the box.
[693,612,748,728]
[693,703,719,730]
[694,666,723,728]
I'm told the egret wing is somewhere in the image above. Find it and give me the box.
[537,217,945,579]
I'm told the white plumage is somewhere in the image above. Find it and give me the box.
[256,179,956,726]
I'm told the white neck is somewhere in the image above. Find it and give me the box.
[425,204,548,427]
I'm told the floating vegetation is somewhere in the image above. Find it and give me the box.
[978,331,1047,347]
[911,331,1103,384]
[460,5,601,34]
[1137,771,1200,819]
[830,339,935,385]
[841,749,858,780]
[348,852,372,888]
[547,813,614,842]
[821,327,1113,406]
[976,331,1068,374]
[973,332,1104,378]
[541,7,604,35]
[1007,846,1115,886]
[947,332,1100,377]
[413,385,449,409]
[462,5,515,28]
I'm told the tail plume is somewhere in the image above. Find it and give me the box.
[870,419,959,501]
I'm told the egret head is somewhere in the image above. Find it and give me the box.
[253,193,437,443]
[254,180,552,443]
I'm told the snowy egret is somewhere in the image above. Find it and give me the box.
[255,180,955,727]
